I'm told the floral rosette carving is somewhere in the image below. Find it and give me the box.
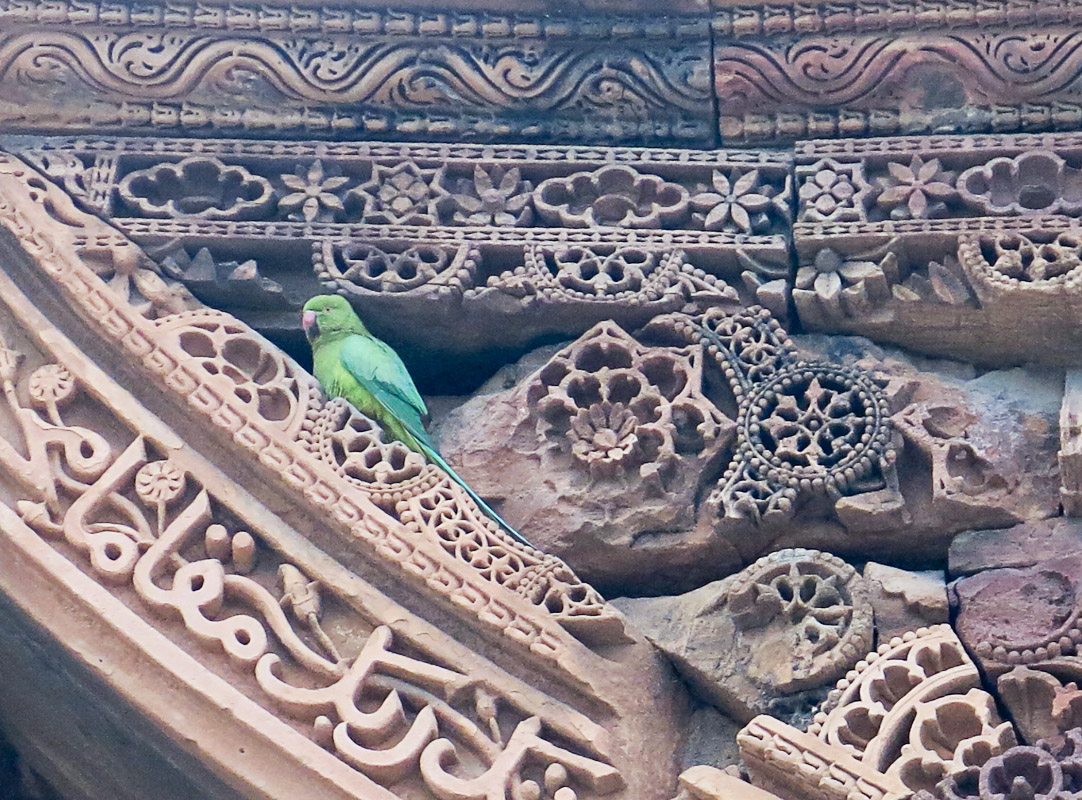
[688,168,791,234]
[717,362,893,520]
[438,164,534,226]
[796,159,872,223]
[725,548,873,694]
[352,161,445,225]
[534,164,690,229]
[916,729,1082,800]
[874,155,959,220]
[794,245,899,325]
[277,160,350,222]
[530,321,730,481]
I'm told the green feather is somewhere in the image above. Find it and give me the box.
[304,295,534,548]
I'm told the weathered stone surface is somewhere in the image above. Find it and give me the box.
[0,154,690,800]
[679,705,743,773]
[913,728,1082,800]
[949,518,1082,577]
[863,562,948,642]
[798,335,1062,559]
[437,320,743,594]
[997,666,1082,748]
[438,327,1060,594]
[671,766,783,800]
[612,549,872,723]
[749,626,1013,800]
[952,555,1082,677]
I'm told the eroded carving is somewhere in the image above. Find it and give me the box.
[714,20,1082,144]
[740,626,1014,800]
[915,729,1082,800]
[616,548,873,723]
[439,306,900,593]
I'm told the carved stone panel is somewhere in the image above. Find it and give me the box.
[10,135,793,384]
[439,307,900,593]
[0,147,691,800]
[0,1,713,146]
[615,548,874,723]
[739,625,1015,800]
[714,0,1082,145]
[793,132,1082,367]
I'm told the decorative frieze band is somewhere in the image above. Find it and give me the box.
[11,135,793,363]
[0,3,714,145]
[791,130,1082,366]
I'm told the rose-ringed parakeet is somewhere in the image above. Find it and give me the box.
[302,295,533,548]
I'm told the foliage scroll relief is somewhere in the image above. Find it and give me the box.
[713,0,1082,144]
[0,0,713,146]
[1,0,1082,147]
[0,148,691,800]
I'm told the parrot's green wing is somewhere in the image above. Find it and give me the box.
[337,332,536,549]
[339,334,431,444]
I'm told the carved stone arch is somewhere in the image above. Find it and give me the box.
[0,150,690,800]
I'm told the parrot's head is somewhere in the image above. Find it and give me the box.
[302,294,367,343]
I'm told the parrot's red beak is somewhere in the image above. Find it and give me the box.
[302,310,319,340]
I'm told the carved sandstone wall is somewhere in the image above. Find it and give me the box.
[2,2,1082,800]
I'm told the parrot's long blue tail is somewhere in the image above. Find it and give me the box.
[419,444,536,550]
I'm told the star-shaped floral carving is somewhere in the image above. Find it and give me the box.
[278,160,349,222]
[445,165,533,226]
[691,169,773,233]
[356,162,443,225]
[876,155,957,220]
[762,378,858,468]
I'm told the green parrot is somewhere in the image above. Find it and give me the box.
[302,294,533,548]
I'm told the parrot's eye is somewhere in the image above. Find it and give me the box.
[323,306,332,312]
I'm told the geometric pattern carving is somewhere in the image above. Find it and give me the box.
[633,307,895,525]
[726,548,873,696]
[915,729,1082,800]
[811,626,1015,796]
